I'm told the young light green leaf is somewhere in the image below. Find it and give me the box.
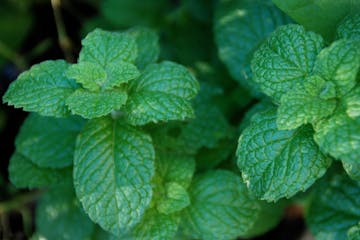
[277,75,337,130]
[127,27,160,70]
[66,89,127,119]
[307,172,360,240]
[252,24,324,102]
[314,109,360,164]
[79,28,137,67]
[8,152,72,189]
[73,117,155,235]
[337,13,360,40]
[313,39,360,96]
[348,223,360,240]
[124,91,194,126]
[65,62,107,91]
[215,0,290,95]
[343,161,360,182]
[130,61,199,100]
[156,151,195,189]
[123,209,179,240]
[124,61,199,125]
[15,113,84,168]
[103,61,140,89]
[3,60,78,117]
[157,182,190,215]
[181,170,284,239]
[273,0,360,41]
[237,108,331,202]
[344,86,360,118]
[36,188,94,240]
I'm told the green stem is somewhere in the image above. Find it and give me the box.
[0,41,28,70]
[51,0,74,63]
[0,191,42,214]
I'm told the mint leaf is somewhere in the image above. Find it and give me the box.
[344,86,360,118]
[273,0,360,41]
[128,27,160,70]
[123,209,179,240]
[277,75,337,130]
[237,108,331,201]
[314,109,360,164]
[73,117,155,235]
[66,61,139,92]
[252,24,324,102]
[130,61,198,100]
[65,62,107,91]
[181,170,283,239]
[8,152,71,189]
[125,61,199,125]
[215,0,290,95]
[3,60,78,117]
[179,90,231,151]
[36,187,94,240]
[79,28,137,67]
[307,172,360,240]
[343,161,360,181]
[66,89,127,119]
[15,113,84,168]
[157,182,190,215]
[337,13,360,40]
[313,39,360,96]
[102,61,140,90]
[348,224,360,240]
[156,151,195,189]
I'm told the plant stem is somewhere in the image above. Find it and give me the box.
[0,41,28,71]
[51,0,74,63]
[0,191,41,214]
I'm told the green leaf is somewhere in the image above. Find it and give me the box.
[348,223,360,240]
[103,61,140,90]
[66,89,127,119]
[215,0,290,95]
[252,24,324,102]
[181,170,284,239]
[313,39,360,96]
[79,28,137,67]
[73,117,155,235]
[156,152,195,189]
[130,61,199,100]
[277,75,337,130]
[237,108,331,201]
[15,113,84,168]
[101,0,169,27]
[343,161,360,182]
[124,91,194,126]
[127,27,160,70]
[314,109,360,164]
[344,86,360,118]
[337,14,360,40]
[123,209,179,240]
[36,187,94,240]
[8,152,72,189]
[65,62,107,91]
[3,60,78,117]
[124,61,199,125]
[157,182,190,215]
[178,91,231,151]
[307,172,360,240]
[273,0,360,41]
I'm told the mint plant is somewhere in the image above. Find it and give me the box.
[236,12,360,239]
[3,0,360,239]
[3,26,284,239]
